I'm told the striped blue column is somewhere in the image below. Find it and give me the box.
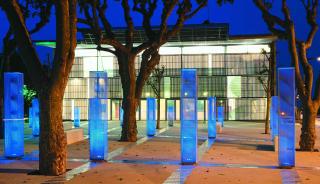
[89,71,108,160]
[120,107,124,127]
[180,69,198,165]
[29,106,33,128]
[4,72,24,158]
[278,67,295,168]
[74,107,81,128]
[208,97,217,138]
[167,100,175,127]
[217,106,224,127]
[31,98,39,136]
[147,98,156,136]
[270,96,279,141]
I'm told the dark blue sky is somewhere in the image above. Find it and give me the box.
[0,1,319,71]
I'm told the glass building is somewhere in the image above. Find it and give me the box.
[38,24,276,121]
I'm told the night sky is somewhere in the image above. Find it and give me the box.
[0,1,319,76]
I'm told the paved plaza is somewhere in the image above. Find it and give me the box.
[0,120,320,184]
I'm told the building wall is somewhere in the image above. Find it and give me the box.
[63,44,270,121]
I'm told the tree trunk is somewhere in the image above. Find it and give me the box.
[156,95,160,129]
[265,91,271,134]
[120,96,138,142]
[119,54,138,142]
[39,87,67,175]
[299,103,318,151]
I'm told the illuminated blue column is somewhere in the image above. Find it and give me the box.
[89,71,108,160]
[278,67,295,168]
[74,107,81,128]
[180,69,198,165]
[89,98,108,160]
[147,98,156,136]
[4,72,24,158]
[31,98,39,136]
[270,96,279,141]
[208,97,216,138]
[167,100,175,127]
[217,106,224,127]
[89,71,108,99]
[28,107,33,128]
[120,107,124,127]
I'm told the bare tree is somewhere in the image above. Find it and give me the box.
[258,49,272,134]
[78,0,225,141]
[0,0,77,175]
[254,0,320,151]
[147,65,165,129]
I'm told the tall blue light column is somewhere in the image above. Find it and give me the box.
[278,67,295,168]
[180,69,198,165]
[28,106,33,128]
[217,106,224,127]
[120,107,124,127]
[74,107,81,128]
[31,98,39,136]
[270,96,279,141]
[4,72,24,158]
[208,97,217,138]
[147,98,156,136]
[167,100,175,127]
[89,71,108,160]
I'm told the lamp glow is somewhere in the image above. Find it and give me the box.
[208,97,217,138]
[278,67,295,168]
[217,106,224,127]
[74,107,81,128]
[147,98,156,136]
[4,72,24,158]
[180,69,198,165]
[31,98,39,136]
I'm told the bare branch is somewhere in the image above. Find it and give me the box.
[253,0,288,28]
[29,2,53,35]
[0,0,46,90]
[133,0,157,40]
[97,45,116,55]
[121,0,134,48]
[304,0,319,48]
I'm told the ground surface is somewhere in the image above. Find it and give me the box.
[0,119,319,184]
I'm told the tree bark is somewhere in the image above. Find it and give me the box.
[265,91,271,134]
[299,103,318,151]
[119,53,138,142]
[39,86,67,175]
[121,96,138,142]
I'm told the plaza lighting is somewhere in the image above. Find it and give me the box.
[32,98,40,136]
[146,98,156,136]
[278,67,295,168]
[217,106,224,127]
[74,107,81,128]
[89,71,108,160]
[180,69,198,165]
[4,72,24,158]
[208,97,217,138]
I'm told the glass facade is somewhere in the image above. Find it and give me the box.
[63,42,271,121]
